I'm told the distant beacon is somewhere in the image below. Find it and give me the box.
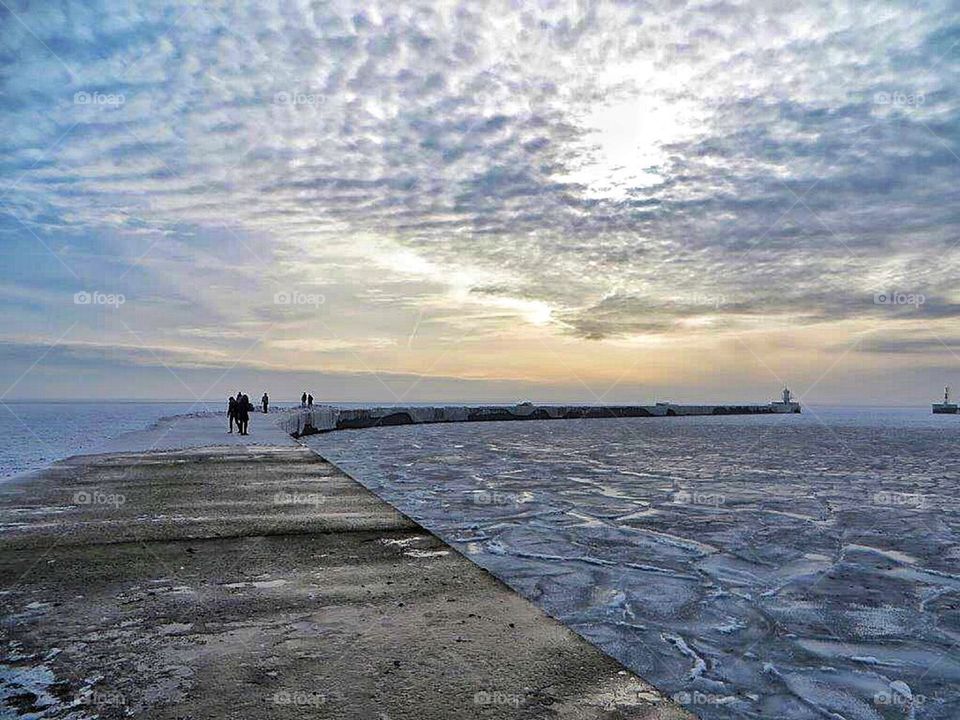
[771,387,801,413]
[932,386,958,414]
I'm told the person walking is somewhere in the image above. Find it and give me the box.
[227,395,238,433]
[235,391,244,427]
[261,392,269,414]
[307,393,313,408]
[301,391,307,408]
[238,393,251,435]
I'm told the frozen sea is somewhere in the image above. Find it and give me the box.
[0,401,291,479]
[302,407,960,720]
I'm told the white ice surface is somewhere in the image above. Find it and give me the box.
[79,412,296,455]
[301,411,960,720]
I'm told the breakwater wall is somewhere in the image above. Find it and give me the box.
[279,401,800,437]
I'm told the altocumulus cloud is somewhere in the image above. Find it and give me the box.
[1,0,959,378]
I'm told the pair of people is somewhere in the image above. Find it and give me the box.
[228,392,254,435]
[300,392,314,408]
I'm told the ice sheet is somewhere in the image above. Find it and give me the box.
[303,410,960,719]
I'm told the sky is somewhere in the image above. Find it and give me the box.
[1,0,959,405]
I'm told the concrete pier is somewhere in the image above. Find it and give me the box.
[0,428,694,718]
[280,400,801,437]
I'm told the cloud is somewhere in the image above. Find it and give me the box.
[1,0,959,400]
[268,337,397,353]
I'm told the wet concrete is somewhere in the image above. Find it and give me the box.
[0,443,694,719]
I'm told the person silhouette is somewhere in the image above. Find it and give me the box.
[307,393,313,408]
[227,395,238,433]
[301,391,307,408]
[237,393,251,435]
[261,392,269,413]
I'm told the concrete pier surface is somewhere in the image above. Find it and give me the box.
[0,420,694,718]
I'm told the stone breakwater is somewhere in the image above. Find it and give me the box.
[279,401,801,437]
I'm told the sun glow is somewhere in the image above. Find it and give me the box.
[559,94,704,200]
